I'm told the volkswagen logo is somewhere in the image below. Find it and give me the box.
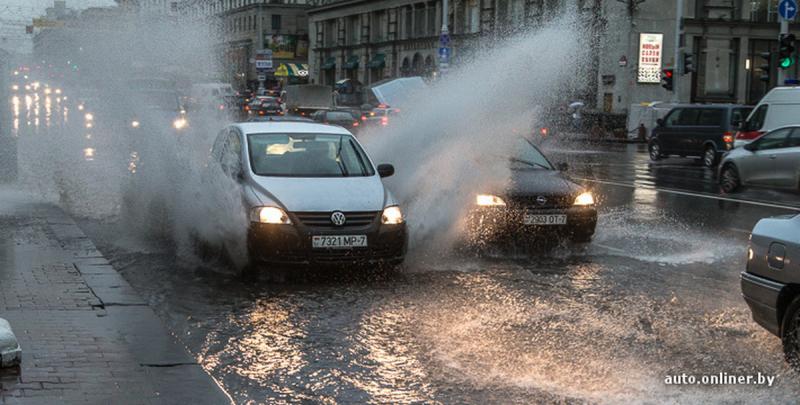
[330,211,347,226]
[536,196,548,206]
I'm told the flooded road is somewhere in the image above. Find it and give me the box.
[76,143,800,404]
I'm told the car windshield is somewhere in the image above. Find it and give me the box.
[509,138,554,170]
[248,133,375,177]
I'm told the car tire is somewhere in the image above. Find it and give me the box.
[649,142,662,161]
[720,164,741,193]
[782,296,800,371]
[703,146,718,168]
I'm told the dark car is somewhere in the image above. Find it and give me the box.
[248,96,284,117]
[741,214,800,369]
[649,104,753,167]
[310,110,361,132]
[466,137,597,245]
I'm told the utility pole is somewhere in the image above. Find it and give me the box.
[672,0,683,103]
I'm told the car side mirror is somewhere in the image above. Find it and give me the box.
[377,164,395,178]
[557,162,569,171]
[656,118,665,127]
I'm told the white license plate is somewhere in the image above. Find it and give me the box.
[312,235,368,249]
[523,214,567,225]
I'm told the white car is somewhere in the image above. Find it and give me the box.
[209,121,407,270]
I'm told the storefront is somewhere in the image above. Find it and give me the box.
[274,63,310,86]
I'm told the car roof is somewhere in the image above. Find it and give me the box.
[233,121,352,135]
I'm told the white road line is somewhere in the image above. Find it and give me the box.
[577,177,800,212]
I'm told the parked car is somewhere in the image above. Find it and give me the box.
[718,125,800,193]
[741,214,800,370]
[649,104,752,167]
[310,109,361,132]
[736,87,800,147]
[208,121,407,273]
[465,137,597,245]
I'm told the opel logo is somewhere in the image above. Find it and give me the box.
[536,196,548,206]
[330,211,347,226]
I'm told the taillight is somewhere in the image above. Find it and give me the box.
[722,131,734,143]
[381,116,388,126]
[352,121,359,127]
[540,127,549,136]
[244,105,250,111]
[361,115,367,121]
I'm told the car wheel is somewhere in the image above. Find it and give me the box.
[720,164,741,193]
[649,142,662,161]
[703,146,718,167]
[782,296,800,371]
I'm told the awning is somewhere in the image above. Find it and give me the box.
[366,53,385,69]
[344,55,359,70]
[321,57,336,70]
[274,63,310,77]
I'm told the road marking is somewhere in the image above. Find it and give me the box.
[577,177,800,212]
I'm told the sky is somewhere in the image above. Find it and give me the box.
[0,0,116,55]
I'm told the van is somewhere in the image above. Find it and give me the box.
[649,104,752,167]
[737,87,800,147]
[189,82,235,111]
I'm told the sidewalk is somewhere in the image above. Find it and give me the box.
[0,189,232,404]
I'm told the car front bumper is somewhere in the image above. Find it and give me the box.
[247,219,407,266]
[465,206,598,243]
[741,271,785,336]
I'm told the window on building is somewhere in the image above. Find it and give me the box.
[373,11,387,42]
[510,0,525,27]
[467,0,480,33]
[403,6,412,39]
[749,0,778,22]
[414,4,426,37]
[272,14,282,31]
[426,3,436,36]
[347,16,359,44]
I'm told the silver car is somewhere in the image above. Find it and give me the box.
[719,125,800,193]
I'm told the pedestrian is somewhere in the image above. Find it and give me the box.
[637,123,647,142]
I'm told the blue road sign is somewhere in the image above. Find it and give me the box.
[439,33,450,47]
[438,47,450,62]
[780,0,798,20]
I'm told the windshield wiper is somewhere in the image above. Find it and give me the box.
[335,136,349,176]
[509,157,550,170]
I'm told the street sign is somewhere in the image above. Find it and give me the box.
[618,55,628,67]
[439,33,450,47]
[257,75,266,81]
[780,0,797,20]
[438,47,450,62]
[255,49,273,71]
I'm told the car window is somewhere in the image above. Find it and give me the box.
[696,109,724,126]
[731,108,752,127]
[754,128,790,151]
[787,129,800,148]
[676,109,700,126]
[664,109,682,126]
[247,133,375,177]
[747,104,768,131]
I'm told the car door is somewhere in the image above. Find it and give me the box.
[739,128,791,186]
[658,108,683,154]
[772,128,800,188]
[694,108,725,155]
[673,108,701,155]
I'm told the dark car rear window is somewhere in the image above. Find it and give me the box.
[696,109,724,126]
[731,108,752,126]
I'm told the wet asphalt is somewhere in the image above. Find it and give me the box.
[69,138,800,404]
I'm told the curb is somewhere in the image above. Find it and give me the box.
[0,318,21,368]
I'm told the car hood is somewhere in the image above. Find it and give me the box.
[506,169,583,197]
[249,175,387,212]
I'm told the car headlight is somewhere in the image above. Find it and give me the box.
[173,117,188,130]
[250,207,292,224]
[476,194,506,206]
[84,112,93,121]
[573,192,595,206]
[381,206,404,224]
[130,120,140,128]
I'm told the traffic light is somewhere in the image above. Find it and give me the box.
[661,69,674,91]
[682,52,695,75]
[779,33,796,69]
[758,51,773,83]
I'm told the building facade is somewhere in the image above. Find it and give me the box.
[307,0,598,96]
[178,0,314,91]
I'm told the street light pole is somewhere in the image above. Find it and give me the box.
[672,0,683,104]
[439,0,450,75]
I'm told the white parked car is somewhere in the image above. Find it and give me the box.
[209,121,407,272]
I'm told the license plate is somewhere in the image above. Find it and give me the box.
[312,235,368,249]
[523,214,567,225]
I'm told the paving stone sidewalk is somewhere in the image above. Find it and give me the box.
[0,191,232,404]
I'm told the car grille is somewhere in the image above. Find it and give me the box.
[279,247,396,264]
[293,211,379,228]
[506,195,573,209]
